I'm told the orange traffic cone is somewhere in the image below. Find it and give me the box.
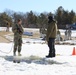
[72,47,76,55]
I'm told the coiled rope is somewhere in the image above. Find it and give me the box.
[0,43,13,54]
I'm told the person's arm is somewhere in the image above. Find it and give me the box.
[12,24,18,33]
[17,25,24,34]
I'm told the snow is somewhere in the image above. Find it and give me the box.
[0,29,76,75]
[0,42,76,75]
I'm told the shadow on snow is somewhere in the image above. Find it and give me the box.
[0,55,67,65]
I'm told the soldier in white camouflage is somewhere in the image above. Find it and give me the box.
[12,19,24,56]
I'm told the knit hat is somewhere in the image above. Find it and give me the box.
[48,16,53,21]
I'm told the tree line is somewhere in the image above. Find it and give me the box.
[0,6,76,29]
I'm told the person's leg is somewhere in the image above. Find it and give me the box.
[13,36,19,56]
[46,38,55,58]
[13,42,18,56]
[52,38,55,57]
[18,37,22,56]
[46,38,53,57]
[18,46,22,56]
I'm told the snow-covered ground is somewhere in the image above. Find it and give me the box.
[0,28,76,75]
[0,42,76,75]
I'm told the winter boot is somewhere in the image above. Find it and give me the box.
[52,53,55,57]
[46,55,53,58]
[18,52,22,56]
[46,53,53,58]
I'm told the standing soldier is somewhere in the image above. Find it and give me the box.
[68,27,72,40]
[46,16,57,58]
[56,30,61,41]
[64,30,68,40]
[12,19,24,56]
